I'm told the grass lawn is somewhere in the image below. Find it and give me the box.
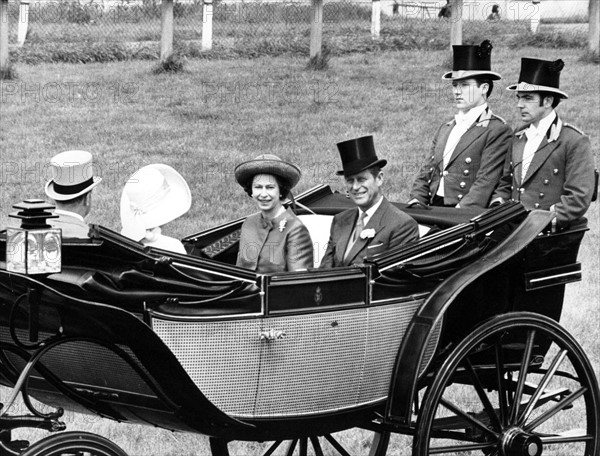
[1,47,599,454]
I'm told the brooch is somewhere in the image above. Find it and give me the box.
[279,219,287,232]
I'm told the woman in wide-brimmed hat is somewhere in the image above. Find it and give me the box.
[234,154,313,273]
[120,164,191,254]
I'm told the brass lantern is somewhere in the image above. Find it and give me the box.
[6,199,61,275]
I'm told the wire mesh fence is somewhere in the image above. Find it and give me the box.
[5,0,592,50]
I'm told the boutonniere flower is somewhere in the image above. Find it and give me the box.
[278,219,287,232]
[360,228,376,240]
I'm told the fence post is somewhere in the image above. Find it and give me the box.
[450,0,463,46]
[17,0,30,46]
[160,0,174,61]
[309,0,323,59]
[590,0,599,57]
[530,0,541,33]
[0,0,8,75]
[371,0,381,40]
[202,0,213,51]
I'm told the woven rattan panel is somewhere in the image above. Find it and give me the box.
[359,300,424,404]
[255,309,367,417]
[152,318,261,417]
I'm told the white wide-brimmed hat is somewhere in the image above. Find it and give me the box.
[120,164,191,242]
[45,150,102,201]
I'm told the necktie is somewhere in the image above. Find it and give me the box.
[521,126,540,180]
[353,211,367,242]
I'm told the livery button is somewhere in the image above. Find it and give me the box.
[534,203,540,209]
[463,170,469,176]
[511,185,514,190]
[543,179,549,185]
[443,170,449,176]
[519,188,525,193]
[553,169,559,175]
[457,194,463,200]
[427,179,431,184]
[459,182,466,189]
[510,173,513,177]
[428,192,432,196]
[465,157,472,164]
[510,161,513,166]
[431,155,435,160]
[539,192,544,198]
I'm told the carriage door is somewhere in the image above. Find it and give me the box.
[253,273,369,418]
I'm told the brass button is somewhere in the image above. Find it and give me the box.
[427,179,431,184]
[463,170,469,176]
[553,168,559,175]
[539,192,544,198]
[459,182,466,189]
[443,170,449,176]
[509,173,513,177]
[543,179,549,185]
[510,161,513,166]
[465,157,472,164]
[519,188,525,193]
[511,185,514,190]
[457,194,463,200]
[534,203,540,208]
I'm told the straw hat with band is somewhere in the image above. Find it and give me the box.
[120,164,191,242]
[442,40,502,81]
[235,154,301,192]
[336,135,387,177]
[45,150,102,201]
[506,57,568,99]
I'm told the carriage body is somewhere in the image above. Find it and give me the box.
[0,186,597,455]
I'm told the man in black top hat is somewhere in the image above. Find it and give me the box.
[320,136,419,268]
[491,58,596,230]
[409,40,512,209]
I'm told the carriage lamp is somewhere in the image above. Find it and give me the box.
[6,199,61,275]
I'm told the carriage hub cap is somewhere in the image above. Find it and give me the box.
[502,427,543,456]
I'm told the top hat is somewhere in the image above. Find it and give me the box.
[442,40,502,81]
[506,57,568,99]
[336,136,387,177]
[235,154,301,189]
[120,164,192,242]
[45,150,102,201]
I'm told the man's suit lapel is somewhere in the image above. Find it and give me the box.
[343,199,388,265]
[336,210,358,266]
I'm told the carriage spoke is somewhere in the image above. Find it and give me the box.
[508,329,536,424]
[440,399,500,439]
[309,437,324,456]
[263,441,283,456]
[298,438,307,456]
[494,340,509,427]
[285,439,298,456]
[517,348,567,427]
[463,357,502,432]
[523,386,587,432]
[323,434,352,456]
[540,430,594,445]
[428,441,497,454]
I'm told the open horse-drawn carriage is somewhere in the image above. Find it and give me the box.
[0,185,598,456]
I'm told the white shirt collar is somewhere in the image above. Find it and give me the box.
[528,110,557,137]
[455,103,488,127]
[54,209,85,223]
[360,195,383,224]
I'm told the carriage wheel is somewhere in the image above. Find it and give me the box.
[19,431,128,456]
[210,429,390,456]
[413,312,600,455]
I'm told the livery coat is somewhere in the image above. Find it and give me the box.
[492,116,595,229]
[410,107,512,208]
[237,207,313,273]
[319,198,419,269]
